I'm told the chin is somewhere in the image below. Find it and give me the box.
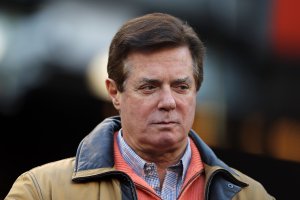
[157,136,184,148]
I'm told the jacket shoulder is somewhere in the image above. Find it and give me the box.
[29,157,75,179]
[232,168,276,199]
[5,158,75,200]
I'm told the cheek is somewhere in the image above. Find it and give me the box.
[181,95,196,111]
[181,96,197,123]
[120,95,152,118]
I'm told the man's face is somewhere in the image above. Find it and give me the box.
[110,46,197,156]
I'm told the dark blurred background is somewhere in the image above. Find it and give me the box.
[1,0,300,199]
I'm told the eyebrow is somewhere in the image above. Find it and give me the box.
[172,77,192,85]
[138,77,192,85]
[138,78,161,85]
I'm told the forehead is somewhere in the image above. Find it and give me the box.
[124,46,194,78]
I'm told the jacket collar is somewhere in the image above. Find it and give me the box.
[188,129,234,172]
[74,116,121,173]
[73,115,247,187]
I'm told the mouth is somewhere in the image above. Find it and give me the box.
[157,121,176,124]
[152,121,179,125]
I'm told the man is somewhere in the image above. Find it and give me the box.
[6,12,275,200]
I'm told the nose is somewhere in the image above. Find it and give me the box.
[157,88,176,111]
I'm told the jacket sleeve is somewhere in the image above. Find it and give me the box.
[5,171,42,200]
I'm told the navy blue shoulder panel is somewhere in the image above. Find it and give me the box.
[120,173,138,200]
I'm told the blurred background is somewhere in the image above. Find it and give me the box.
[1,0,299,199]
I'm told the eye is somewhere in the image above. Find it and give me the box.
[139,84,157,94]
[178,85,189,90]
[174,84,190,93]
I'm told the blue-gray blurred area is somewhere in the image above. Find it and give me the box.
[0,0,138,113]
[1,0,300,199]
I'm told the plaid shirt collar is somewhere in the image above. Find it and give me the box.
[117,129,191,184]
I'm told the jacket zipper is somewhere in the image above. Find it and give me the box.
[135,183,162,200]
[177,169,204,199]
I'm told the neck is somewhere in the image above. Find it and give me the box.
[142,150,184,168]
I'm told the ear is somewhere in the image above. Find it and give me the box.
[105,78,121,110]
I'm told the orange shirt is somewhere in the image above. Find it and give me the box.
[114,132,205,200]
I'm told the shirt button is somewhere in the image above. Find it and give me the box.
[227,183,234,189]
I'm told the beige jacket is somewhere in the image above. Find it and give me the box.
[5,116,275,200]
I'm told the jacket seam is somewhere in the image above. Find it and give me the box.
[28,171,44,200]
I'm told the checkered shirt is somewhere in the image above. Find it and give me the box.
[117,130,191,200]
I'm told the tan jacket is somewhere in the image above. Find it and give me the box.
[5,116,275,200]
